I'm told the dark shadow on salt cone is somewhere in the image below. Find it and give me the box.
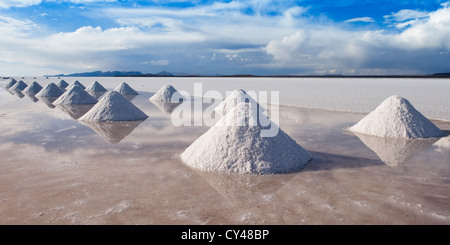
[123,94,137,101]
[38,96,58,109]
[151,99,183,114]
[80,119,146,144]
[11,89,25,98]
[87,91,106,100]
[191,169,296,207]
[25,93,39,102]
[353,132,438,167]
[56,104,95,120]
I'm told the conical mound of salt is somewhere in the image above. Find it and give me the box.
[23,81,43,95]
[10,80,27,91]
[53,84,98,105]
[3,78,17,89]
[114,82,138,95]
[149,85,183,101]
[214,89,262,116]
[67,80,86,90]
[57,80,69,89]
[349,95,445,139]
[181,102,312,175]
[36,83,64,97]
[79,91,148,121]
[86,81,107,92]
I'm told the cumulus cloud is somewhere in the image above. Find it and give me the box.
[0,1,449,75]
[264,3,450,74]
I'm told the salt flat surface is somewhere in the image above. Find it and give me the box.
[3,77,449,121]
[0,88,449,224]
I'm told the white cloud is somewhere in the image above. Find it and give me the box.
[344,17,375,23]
[264,4,450,74]
[146,60,170,66]
[0,0,42,8]
[0,0,116,8]
[266,30,310,61]
[0,16,38,36]
[384,9,429,22]
[0,1,449,75]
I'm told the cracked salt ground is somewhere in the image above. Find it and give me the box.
[0,88,449,224]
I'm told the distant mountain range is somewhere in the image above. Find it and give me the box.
[43,71,450,78]
[45,70,179,77]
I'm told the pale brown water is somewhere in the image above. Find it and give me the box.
[1,87,449,224]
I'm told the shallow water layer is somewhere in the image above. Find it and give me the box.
[0,87,449,224]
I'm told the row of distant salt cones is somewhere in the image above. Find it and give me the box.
[3,78,448,174]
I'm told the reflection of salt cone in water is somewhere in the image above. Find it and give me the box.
[193,170,296,206]
[39,96,58,109]
[354,133,438,167]
[11,89,25,98]
[25,93,39,103]
[56,104,95,120]
[2,86,14,95]
[81,120,145,144]
[151,99,182,114]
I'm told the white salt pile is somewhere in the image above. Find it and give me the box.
[66,80,86,90]
[149,85,183,101]
[114,82,138,95]
[181,102,312,175]
[3,78,17,89]
[53,84,98,105]
[86,81,107,92]
[79,91,148,121]
[22,81,43,95]
[214,89,262,116]
[10,80,27,91]
[36,83,64,97]
[57,80,69,89]
[349,95,445,139]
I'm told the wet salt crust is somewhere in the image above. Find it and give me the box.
[181,102,312,175]
[53,85,98,105]
[114,82,138,95]
[79,91,148,122]
[350,95,445,139]
[36,83,64,97]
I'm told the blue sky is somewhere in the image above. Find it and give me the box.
[0,0,449,75]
